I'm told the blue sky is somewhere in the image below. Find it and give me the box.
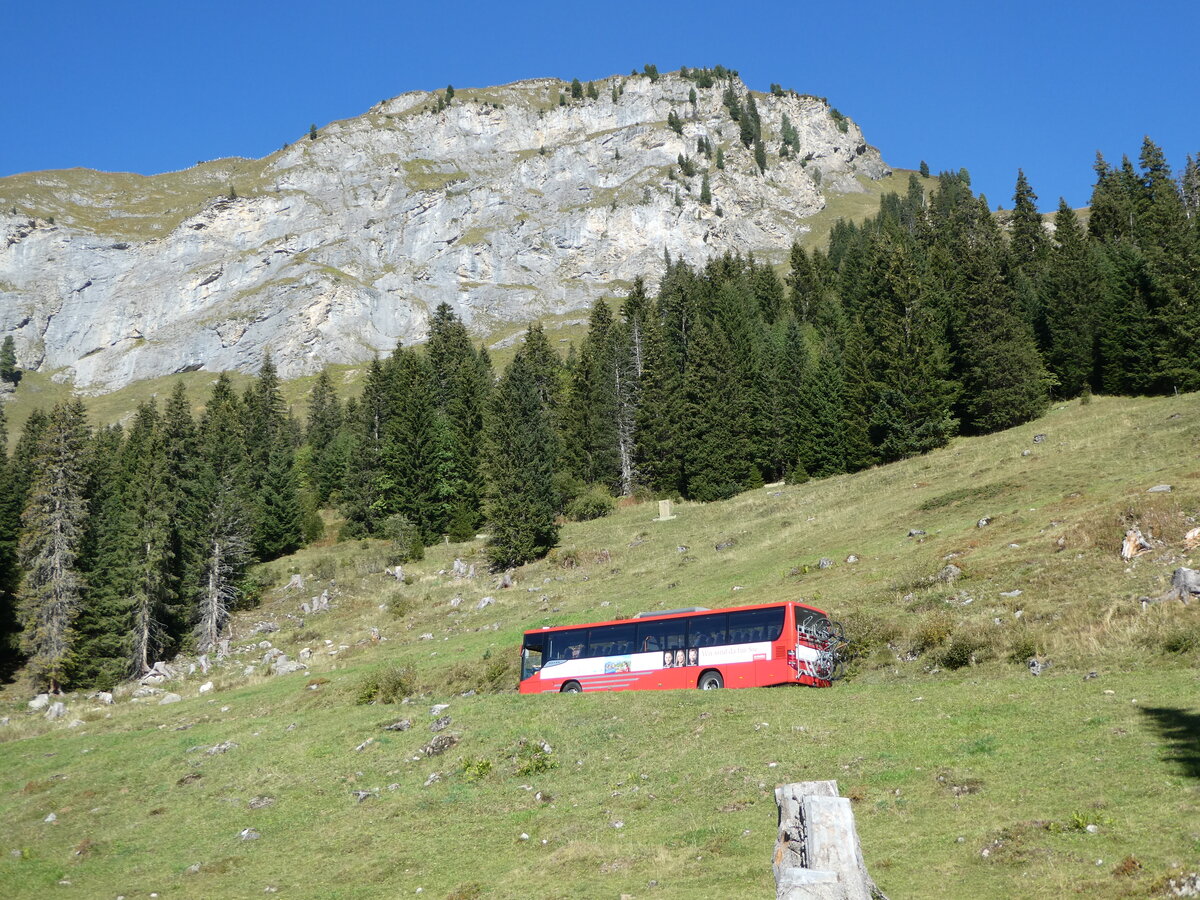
[4,0,1197,211]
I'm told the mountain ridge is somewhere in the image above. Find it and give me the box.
[0,70,888,392]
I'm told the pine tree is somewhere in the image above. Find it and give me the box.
[72,423,137,687]
[570,77,583,100]
[194,375,253,652]
[563,300,622,491]
[0,402,18,674]
[483,347,559,569]
[18,400,89,692]
[1009,169,1048,273]
[245,354,303,558]
[121,402,177,675]
[0,335,17,383]
[305,369,345,503]
[952,201,1050,432]
[700,173,712,205]
[919,160,930,178]
[1041,200,1098,397]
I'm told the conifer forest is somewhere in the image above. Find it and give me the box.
[1,137,1198,692]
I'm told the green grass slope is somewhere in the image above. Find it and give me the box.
[2,393,1198,899]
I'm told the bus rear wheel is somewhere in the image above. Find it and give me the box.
[561,681,583,693]
[698,670,724,690]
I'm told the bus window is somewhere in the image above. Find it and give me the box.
[727,606,785,643]
[521,640,544,680]
[589,623,636,657]
[546,630,588,662]
[636,618,687,653]
[689,612,729,647]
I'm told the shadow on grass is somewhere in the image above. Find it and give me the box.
[1140,706,1200,779]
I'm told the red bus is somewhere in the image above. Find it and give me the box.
[518,602,845,693]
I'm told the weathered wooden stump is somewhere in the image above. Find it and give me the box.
[774,781,888,900]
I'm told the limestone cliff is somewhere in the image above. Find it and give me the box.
[0,71,888,391]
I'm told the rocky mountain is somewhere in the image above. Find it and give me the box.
[0,70,888,392]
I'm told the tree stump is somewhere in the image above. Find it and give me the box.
[774,781,888,900]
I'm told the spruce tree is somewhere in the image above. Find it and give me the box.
[305,369,345,504]
[483,346,559,569]
[1041,200,1098,397]
[0,336,16,383]
[0,402,18,673]
[195,375,253,652]
[1009,169,1048,273]
[952,201,1050,432]
[17,400,89,692]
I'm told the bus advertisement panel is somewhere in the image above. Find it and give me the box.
[518,602,846,694]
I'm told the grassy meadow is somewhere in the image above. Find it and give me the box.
[1,392,1198,899]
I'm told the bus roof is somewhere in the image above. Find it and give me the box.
[522,600,828,637]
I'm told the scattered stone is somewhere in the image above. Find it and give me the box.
[310,591,331,613]
[205,740,238,756]
[272,660,307,676]
[1084,671,1099,680]
[715,538,737,552]
[423,773,441,787]
[1183,527,1200,551]
[419,633,434,641]
[258,640,273,650]
[177,773,203,786]
[67,719,86,728]
[29,693,50,711]
[452,558,469,578]
[355,739,375,752]
[196,681,214,695]
[817,558,833,570]
[498,570,514,589]
[977,517,992,528]
[422,734,458,756]
[449,596,462,608]
[476,596,494,610]
[1028,657,1051,677]
[676,545,689,553]
[243,666,257,677]
[44,812,57,823]
[1032,433,1046,443]
[1021,449,1032,457]
[238,828,261,841]
[1147,484,1172,493]
[519,833,530,841]
[159,693,182,705]
[1170,567,1200,602]
[845,555,859,564]
[935,564,962,584]
[430,716,451,733]
[198,654,210,675]
[184,863,202,875]
[384,719,412,732]
[387,783,400,791]
[999,589,1022,598]
[299,648,313,662]
[1085,824,1100,834]
[430,704,450,716]
[250,621,279,635]
[351,790,375,803]
[45,702,67,720]
[908,529,926,538]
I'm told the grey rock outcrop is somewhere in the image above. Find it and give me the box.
[1,72,888,392]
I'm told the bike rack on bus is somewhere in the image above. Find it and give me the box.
[798,613,850,682]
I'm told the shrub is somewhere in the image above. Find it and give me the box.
[938,634,987,670]
[1161,626,1200,654]
[1007,633,1040,664]
[461,757,493,781]
[379,514,425,563]
[512,739,557,776]
[354,665,416,705]
[910,611,954,654]
[312,555,337,582]
[566,485,615,521]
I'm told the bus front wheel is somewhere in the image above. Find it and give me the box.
[698,670,724,690]
[561,681,583,693]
